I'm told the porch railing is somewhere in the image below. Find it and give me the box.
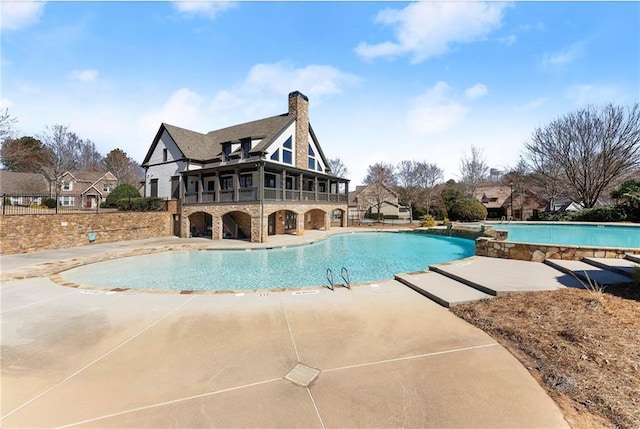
[182,189,347,204]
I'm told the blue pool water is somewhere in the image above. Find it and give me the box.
[61,232,475,291]
[491,223,640,248]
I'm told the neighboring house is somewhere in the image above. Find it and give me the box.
[58,170,118,209]
[142,91,350,242]
[348,183,410,222]
[476,185,547,220]
[0,171,49,206]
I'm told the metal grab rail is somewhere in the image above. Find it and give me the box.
[341,267,351,289]
[326,268,335,291]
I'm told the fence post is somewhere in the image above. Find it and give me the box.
[55,193,58,214]
[2,194,5,215]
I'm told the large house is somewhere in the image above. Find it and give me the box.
[142,91,350,242]
[0,170,117,210]
[348,183,410,222]
[476,184,546,220]
[58,170,118,209]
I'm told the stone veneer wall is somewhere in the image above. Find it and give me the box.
[0,212,173,254]
[475,237,636,261]
[417,225,506,241]
[182,202,347,243]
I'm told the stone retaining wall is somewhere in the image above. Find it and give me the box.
[0,212,173,254]
[475,237,635,261]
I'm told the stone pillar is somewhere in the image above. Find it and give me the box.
[212,214,222,240]
[341,209,348,227]
[288,91,309,170]
[324,210,331,231]
[296,211,305,236]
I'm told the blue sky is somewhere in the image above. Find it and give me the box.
[2,1,639,185]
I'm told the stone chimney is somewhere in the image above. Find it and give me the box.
[288,91,309,170]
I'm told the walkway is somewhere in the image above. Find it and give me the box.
[0,234,570,428]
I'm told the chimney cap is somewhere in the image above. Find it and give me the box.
[288,91,309,102]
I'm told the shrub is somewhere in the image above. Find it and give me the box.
[420,214,436,227]
[450,198,487,222]
[536,210,575,222]
[383,215,399,220]
[105,184,140,207]
[116,197,164,211]
[573,206,626,222]
[42,198,57,209]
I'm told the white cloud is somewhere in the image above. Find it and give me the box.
[407,81,469,134]
[209,62,360,125]
[499,34,517,47]
[139,88,208,136]
[355,2,509,63]
[542,42,585,67]
[1,0,45,31]
[465,83,488,100]
[172,1,236,19]
[515,97,547,112]
[565,84,626,106]
[70,69,99,82]
[0,98,14,109]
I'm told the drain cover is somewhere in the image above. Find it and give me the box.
[284,363,320,387]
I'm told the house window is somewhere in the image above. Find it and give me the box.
[58,196,75,206]
[319,182,326,193]
[150,179,158,197]
[103,183,112,192]
[241,140,251,158]
[308,143,320,171]
[239,174,253,188]
[206,180,215,192]
[163,148,168,162]
[282,137,292,165]
[285,176,294,190]
[222,143,232,161]
[270,149,279,161]
[282,150,292,164]
[220,176,234,190]
[62,181,72,191]
[265,173,276,188]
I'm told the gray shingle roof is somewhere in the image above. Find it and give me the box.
[0,171,49,194]
[160,114,295,162]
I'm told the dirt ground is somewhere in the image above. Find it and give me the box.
[452,283,640,429]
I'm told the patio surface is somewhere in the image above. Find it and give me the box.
[1,234,569,428]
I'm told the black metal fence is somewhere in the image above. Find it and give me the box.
[0,194,169,215]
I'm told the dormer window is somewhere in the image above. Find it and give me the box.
[62,181,72,191]
[241,140,251,159]
[163,148,168,162]
[222,143,232,161]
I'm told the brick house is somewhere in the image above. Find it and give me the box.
[476,184,547,220]
[58,170,118,209]
[142,91,349,242]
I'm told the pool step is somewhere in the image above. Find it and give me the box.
[581,257,639,278]
[429,256,581,295]
[625,253,640,264]
[395,272,493,308]
[543,259,632,286]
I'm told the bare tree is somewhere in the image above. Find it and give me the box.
[459,145,489,198]
[0,108,18,142]
[396,160,422,223]
[37,125,84,191]
[103,148,143,186]
[525,103,640,208]
[416,162,444,214]
[363,162,397,221]
[78,139,104,171]
[327,157,349,178]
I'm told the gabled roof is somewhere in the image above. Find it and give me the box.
[143,114,296,166]
[348,183,398,205]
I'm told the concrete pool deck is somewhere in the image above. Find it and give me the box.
[1,234,570,428]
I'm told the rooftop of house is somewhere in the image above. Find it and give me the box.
[0,171,49,194]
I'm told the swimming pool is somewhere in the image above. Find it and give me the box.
[488,223,640,248]
[60,232,475,292]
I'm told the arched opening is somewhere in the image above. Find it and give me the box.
[331,208,345,227]
[304,209,326,230]
[267,209,298,236]
[188,212,212,238]
[222,211,252,240]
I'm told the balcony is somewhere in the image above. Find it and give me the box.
[184,188,347,205]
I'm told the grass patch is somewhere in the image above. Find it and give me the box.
[452,286,640,429]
